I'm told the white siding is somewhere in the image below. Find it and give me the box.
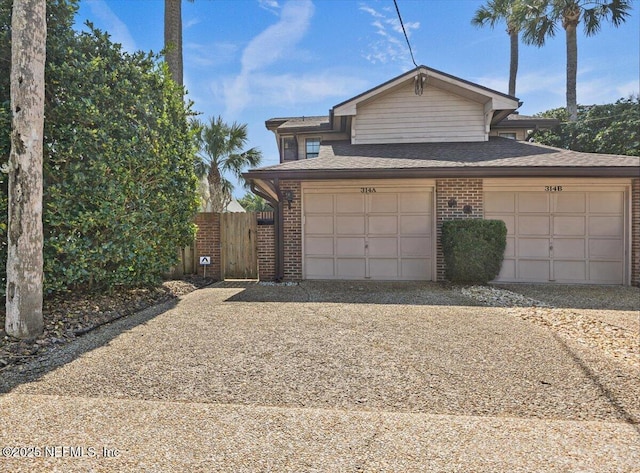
[354,83,486,144]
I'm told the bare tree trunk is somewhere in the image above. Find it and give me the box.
[6,0,46,338]
[164,0,183,86]
[508,29,518,97]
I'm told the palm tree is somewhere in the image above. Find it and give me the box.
[164,0,194,86]
[521,0,632,121]
[195,116,262,213]
[472,0,524,97]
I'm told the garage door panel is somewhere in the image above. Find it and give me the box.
[554,261,586,281]
[306,216,334,234]
[336,216,365,234]
[589,216,623,237]
[553,239,585,258]
[496,259,516,280]
[553,216,585,236]
[401,237,430,256]
[401,192,432,212]
[401,259,431,279]
[336,238,365,256]
[555,193,586,213]
[337,258,366,278]
[369,237,398,257]
[336,194,364,213]
[518,193,549,213]
[305,237,334,256]
[306,258,335,278]
[400,215,431,235]
[369,194,398,213]
[485,188,625,285]
[518,216,550,235]
[517,260,549,281]
[504,237,515,257]
[589,261,623,282]
[304,187,435,281]
[590,192,623,213]
[485,192,515,213]
[369,215,397,235]
[519,238,550,258]
[305,194,333,213]
[589,239,622,259]
[369,258,399,279]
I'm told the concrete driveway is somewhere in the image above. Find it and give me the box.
[1,281,638,472]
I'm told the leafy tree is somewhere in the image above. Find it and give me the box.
[472,0,525,97]
[1,0,200,296]
[238,192,273,212]
[520,0,632,121]
[195,116,262,213]
[5,0,47,338]
[531,96,639,156]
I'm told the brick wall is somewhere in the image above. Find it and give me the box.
[194,212,221,279]
[257,223,275,281]
[632,178,640,287]
[281,180,303,280]
[435,178,484,280]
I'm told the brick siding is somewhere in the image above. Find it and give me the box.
[435,178,484,281]
[194,212,221,279]
[281,180,303,280]
[257,222,276,281]
[632,178,640,286]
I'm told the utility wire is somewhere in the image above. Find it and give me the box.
[393,0,419,69]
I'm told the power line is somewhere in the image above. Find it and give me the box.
[393,0,419,69]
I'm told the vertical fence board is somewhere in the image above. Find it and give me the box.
[221,212,258,279]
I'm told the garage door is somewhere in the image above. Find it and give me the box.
[485,186,627,284]
[303,184,434,280]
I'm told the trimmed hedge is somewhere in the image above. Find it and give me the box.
[441,219,507,284]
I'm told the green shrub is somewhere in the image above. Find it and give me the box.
[441,219,507,284]
[1,1,199,295]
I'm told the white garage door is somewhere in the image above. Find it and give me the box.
[303,184,434,280]
[485,185,627,284]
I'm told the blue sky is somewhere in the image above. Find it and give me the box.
[76,0,639,195]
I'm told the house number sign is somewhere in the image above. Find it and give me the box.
[544,186,563,192]
[360,187,377,193]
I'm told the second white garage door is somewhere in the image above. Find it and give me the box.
[303,183,434,280]
[485,181,628,284]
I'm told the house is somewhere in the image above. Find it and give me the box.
[244,66,640,286]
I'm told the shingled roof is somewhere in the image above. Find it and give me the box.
[245,137,639,179]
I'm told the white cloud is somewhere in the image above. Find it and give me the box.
[258,0,281,14]
[223,0,315,117]
[185,41,239,68]
[359,2,420,67]
[85,0,136,52]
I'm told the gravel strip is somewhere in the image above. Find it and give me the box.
[1,393,638,473]
[459,285,639,370]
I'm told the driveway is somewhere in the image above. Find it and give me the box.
[1,281,638,472]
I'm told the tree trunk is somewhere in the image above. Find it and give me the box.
[164,0,183,86]
[508,29,518,97]
[207,168,230,213]
[565,22,579,121]
[6,0,46,339]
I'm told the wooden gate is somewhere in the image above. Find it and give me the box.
[220,212,258,279]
